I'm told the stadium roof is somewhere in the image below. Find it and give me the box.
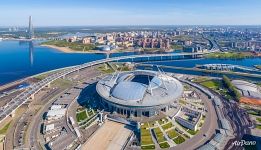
[112,81,147,101]
[96,70,183,107]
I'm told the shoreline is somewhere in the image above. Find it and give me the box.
[41,44,173,54]
[41,44,135,54]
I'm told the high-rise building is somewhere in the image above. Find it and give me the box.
[28,16,34,39]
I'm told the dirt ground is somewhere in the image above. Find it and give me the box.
[240,97,261,106]
[82,121,132,150]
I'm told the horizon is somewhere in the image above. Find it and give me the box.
[2,24,261,28]
[1,0,261,26]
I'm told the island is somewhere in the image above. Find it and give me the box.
[205,52,255,59]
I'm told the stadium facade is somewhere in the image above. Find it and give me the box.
[96,70,183,117]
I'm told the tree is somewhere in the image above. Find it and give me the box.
[222,75,241,101]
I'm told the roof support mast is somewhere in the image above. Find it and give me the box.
[147,75,153,96]
[156,65,168,90]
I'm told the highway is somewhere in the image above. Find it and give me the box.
[222,100,252,150]
[0,52,210,123]
[202,87,252,150]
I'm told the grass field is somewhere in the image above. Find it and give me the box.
[97,65,115,74]
[158,118,168,125]
[141,145,155,150]
[42,40,96,51]
[153,127,166,143]
[256,124,261,130]
[162,122,173,130]
[148,121,156,127]
[257,118,261,123]
[0,121,11,135]
[200,80,221,90]
[166,129,178,139]
[159,141,170,149]
[247,110,260,116]
[76,111,88,122]
[51,78,73,88]
[205,52,252,59]
[141,128,155,146]
[173,136,185,144]
[187,129,198,135]
[142,122,150,128]
[192,77,209,83]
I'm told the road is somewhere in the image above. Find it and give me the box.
[28,88,67,150]
[222,100,252,150]
[206,89,252,150]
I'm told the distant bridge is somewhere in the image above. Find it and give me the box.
[0,52,211,123]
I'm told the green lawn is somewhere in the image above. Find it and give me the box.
[141,122,150,129]
[192,77,209,83]
[141,128,154,145]
[0,121,11,135]
[153,127,166,143]
[97,65,115,74]
[187,129,198,135]
[51,78,73,88]
[76,111,88,122]
[166,129,178,139]
[159,141,170,149]
[148,121,156,127]
[173,136,185,144]
[247,110,260,116]
[42,40,96,51]
[158,118,168,125]
[200,80,221,90]
[141,145,155,150]
[256,118,261,123]
[256,124,261,130]
[205,52,252,59]
[183,134,190,139]
[162,122,173,130]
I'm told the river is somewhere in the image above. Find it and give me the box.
[0,40,260,85]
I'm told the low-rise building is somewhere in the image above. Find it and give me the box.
[46,107,66,120]
[175,107,201,131]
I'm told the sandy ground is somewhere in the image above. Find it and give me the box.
[82,121,132,150]
[240,97,261,106]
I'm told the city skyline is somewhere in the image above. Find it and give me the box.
[1,0,261,26]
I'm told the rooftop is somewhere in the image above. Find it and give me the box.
[96,70,183,107]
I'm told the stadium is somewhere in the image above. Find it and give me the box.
[96,70,183,117]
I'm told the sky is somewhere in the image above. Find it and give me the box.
[1,0,261,26]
